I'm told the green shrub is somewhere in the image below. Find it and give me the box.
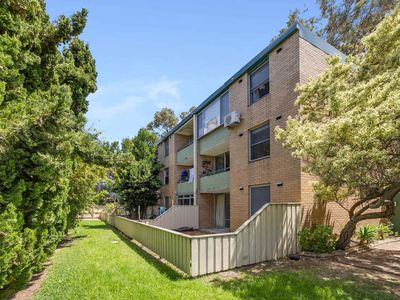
[356,225,375,246]
[105,203,117,213]
[374,223,393,240]
[299,224,336,253]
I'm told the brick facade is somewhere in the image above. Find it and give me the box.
[229,32,301,230]
[156,27,366,234]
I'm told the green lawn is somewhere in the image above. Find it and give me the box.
[27,221,397,300]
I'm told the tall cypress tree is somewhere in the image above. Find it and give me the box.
[0,0,97,288]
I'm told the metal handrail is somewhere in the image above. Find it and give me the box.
[200,167,230,177]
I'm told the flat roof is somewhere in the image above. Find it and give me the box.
[157,21,345,145]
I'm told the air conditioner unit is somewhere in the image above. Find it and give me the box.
[224,111,240,128]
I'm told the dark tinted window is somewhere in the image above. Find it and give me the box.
[215,154,225,171]
[249,63,270,104]
[250,185,270,215]
[215,152,230,172]
[164,140,169,157]
[164,168,169,185]
[249,124,270,160]
[177,194,194,205]
[220,92,230,121]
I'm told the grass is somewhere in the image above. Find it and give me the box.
[27,220,397,300]
[32,221,234,300]
[214,270,397,300]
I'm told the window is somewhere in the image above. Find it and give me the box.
[164,196,170,209]
[249,124,270,161]
[220,92,229,122]
[197,92,230,138]
[215,152,230,172]
[249,62,269,104]
[164,168,169,185]
[177,194,194,205]
[164,139,169,157]
[250,185,270,216]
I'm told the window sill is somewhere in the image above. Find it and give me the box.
[248,155,270,163]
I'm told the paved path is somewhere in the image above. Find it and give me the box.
[373,238,400,251]
[333,238,400,277]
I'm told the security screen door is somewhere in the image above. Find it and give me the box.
[250,185,270,216]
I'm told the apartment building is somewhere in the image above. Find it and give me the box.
[156,22,347,233]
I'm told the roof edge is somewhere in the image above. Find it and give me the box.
[157,22,345,145]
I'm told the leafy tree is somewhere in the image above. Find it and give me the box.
[117,159,161,218]
[115,129,162,218]
[146,107,178,137]
[179,105,196,120]
[276,6,400,249]
[121,128,158,161]
[0,0,98,288]
[280,0,397,55]
[67,159,108,229]
[66,131,110,230]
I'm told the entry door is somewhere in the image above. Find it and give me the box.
[215,194,225,227]
[250,185,271,216]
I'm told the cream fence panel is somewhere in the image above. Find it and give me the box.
[147,205,199,229]
[101,203,300,277]
[190,203,300,276]
[100,214,191,274]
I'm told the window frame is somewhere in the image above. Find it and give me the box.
[197,91,230,139]
[177,194,194,205]
[249,184,271,217]
[164,139,169,157]
[164,168,169,185]
[214,152,230,172]
[248,123,270,162]
[248,61,270,105]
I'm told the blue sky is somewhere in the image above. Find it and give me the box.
[46,0,318,141]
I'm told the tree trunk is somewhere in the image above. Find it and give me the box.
[336,220,357,250]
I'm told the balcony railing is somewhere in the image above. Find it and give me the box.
[199,127,229,156]
[176,143,194,166]
[200,167,230,178]
[200,169,230,193]
[177,181,194,195]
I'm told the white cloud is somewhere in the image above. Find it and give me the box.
[86,77,187,140]
[88,96,144,120]
[146,77,181,100]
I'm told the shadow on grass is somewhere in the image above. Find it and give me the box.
[58,234,88,249]
[81,223,109,230]
[84,221,184,281]
[212,269,397,300]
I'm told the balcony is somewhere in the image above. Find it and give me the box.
[177,181,194,195]
[200,169,230,193]
[176,143,193,166]
[199,127,229,156]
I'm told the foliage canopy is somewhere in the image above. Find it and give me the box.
[276,6,400,249]
[0,0,105,289]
